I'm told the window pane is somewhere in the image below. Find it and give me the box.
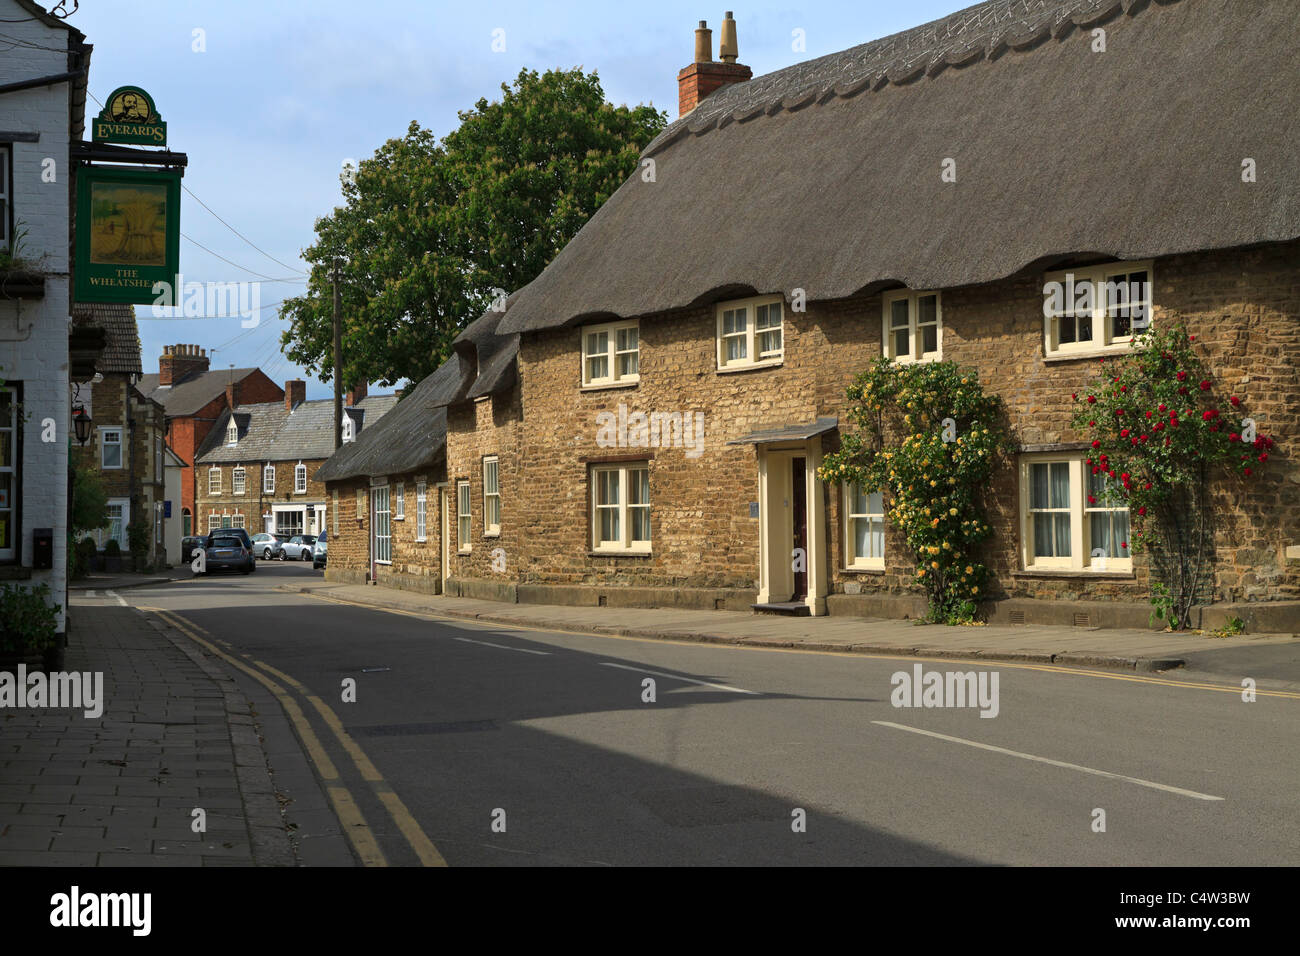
[587,355,608,380]
[850,485,867,515]
[617,327,637,351]
[726,336,747,361]
[1049,462,1070,509]
[917,295,937,325]
[618,352,638,376]
[1030,463,1049,509]
[629,468,648,505]
[922,323,937,354]
[893,328,909,359]
[890,299,909,329]
[630,506,650,542]
[484,460,498,495]
[586,331,607,356]
[867,491,883,515]
[600,507,619,542]
[598,470,620,505]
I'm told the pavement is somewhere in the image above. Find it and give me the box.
[0,597,353,867]
[69,566,191,592]
[284,579,1300,675]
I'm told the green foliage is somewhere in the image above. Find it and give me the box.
[280,68,666,388]
[103,538,121,557]
[127,516,151,558]
[1148,581,1175,629]
[69,464,109,537]
[820,359,1010,625]
[0,220,33,271]
[1070,326,1276,629]
[0,583,60,654]
[1210,615,1246,639]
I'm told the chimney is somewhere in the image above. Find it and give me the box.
[345,381,368,407]
[158,343,210,386]
[225,381,239,409]
[678,12,752,117]
[284,379,306,411]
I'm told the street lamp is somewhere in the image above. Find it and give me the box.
[72,405,93,445]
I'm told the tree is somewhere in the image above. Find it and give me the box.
[1070,326,1275,630]
[820,359,1010,624]
[69,463,108,538]
[280,68,666,388]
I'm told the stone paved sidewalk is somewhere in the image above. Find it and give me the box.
[289,581,1299,673]
[0,603,294,866]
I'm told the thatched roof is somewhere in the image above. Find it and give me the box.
[499,0,1300,335]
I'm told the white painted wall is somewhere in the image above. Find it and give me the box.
[0,2,81,632]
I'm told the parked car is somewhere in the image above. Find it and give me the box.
[280,535,317,561]
[196,534,254,575]
[211,527,256,571]
[251,532,285,560]
[312,531,327,569]
[181,535,205,563]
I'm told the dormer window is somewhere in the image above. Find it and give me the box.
[582,319,639,387]
[226,419,238,445]
[716,296,783,372]
[342,415,355,443]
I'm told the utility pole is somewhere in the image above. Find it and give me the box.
[332,258,343,450]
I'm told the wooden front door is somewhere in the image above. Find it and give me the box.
[791,456,808,600]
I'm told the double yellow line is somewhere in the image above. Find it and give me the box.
[143,606,446,867]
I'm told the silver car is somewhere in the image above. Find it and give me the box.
[251,532,285,560]
[280,534,317,561]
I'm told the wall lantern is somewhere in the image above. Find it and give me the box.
[73,405,94,445]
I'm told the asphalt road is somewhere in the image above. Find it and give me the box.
[119,563,1300,866]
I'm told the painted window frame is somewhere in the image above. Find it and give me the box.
[1019,453,1132,572]
[395,482,405,520]
[843,483,886,570]
[100,426,123,470]
[881,289,942,364]
[416,481,427,541]
[207,513,220,533]
[356,487,365,519]
[582,319,640,387]
[332,490,339,535]
[1042,261,1154,357]
[208,466,221,495]
[232,466,246,496]
[456,479,471,553]
[263,464,275,494]
[232,513,245,529]
[715,295,784,371]
[482,457,500,536]
[294,462,307,494]
[225,419,238,445]
[373,486,392,565]
[0,145,10,253]
[590,463,651,553]
[97,497,129,550]
[0,385,18,561]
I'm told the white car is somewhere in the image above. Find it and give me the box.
[250,532,285,560]
[280,535,317,561]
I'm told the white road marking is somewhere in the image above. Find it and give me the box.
[871,721,1224,801]
[105,590,127,607]
[600,661,759,696]
[454,636,551,656]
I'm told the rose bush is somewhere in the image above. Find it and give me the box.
[820,358,1009,625]
[1070,326,1275,629]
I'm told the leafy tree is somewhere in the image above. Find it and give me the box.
[280,68,666,388]
[69,463,108,537]
[821,359,1010,624]
[1070,326,1275,630]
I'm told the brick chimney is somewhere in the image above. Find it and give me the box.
[158,344,210,386]
[345,382,368,407]
[225,381,239,409]
[678,12,752,117]
[284,379,306,411]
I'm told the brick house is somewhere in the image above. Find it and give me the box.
[315,310,517,592]
[137,344,283,536]
[69,304,169,565]
[195,382,395,540]
[317,0,1300,630]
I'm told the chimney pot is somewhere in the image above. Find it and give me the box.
[694,21,713,63]
[719,11,739,63]
[284,380,306,411]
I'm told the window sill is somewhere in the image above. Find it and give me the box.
[395,516,405,521]
[1013,568,1135,580]
[842,566,885,575]
[415,537,427,543]
[588,550,652,558]
[1042,345,1133,364]
[717,359,783,375]
[457,548,471,555]
[484,531,500,539]
[580,380,639,392]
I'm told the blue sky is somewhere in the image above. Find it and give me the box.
[66,0,964,398]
